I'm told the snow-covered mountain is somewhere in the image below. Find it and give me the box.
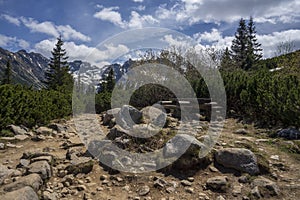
[0,48,133,88]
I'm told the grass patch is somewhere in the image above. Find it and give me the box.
[0,129,14,137]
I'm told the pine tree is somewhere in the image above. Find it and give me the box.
[220,47,234,70]
[231,18,248,70]
[44,36,73,92]
[231,17,262,70]
[2,61,12,85]
[246,16,262,70]
[99,67,115,93]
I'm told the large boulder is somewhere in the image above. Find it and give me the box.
[116,105,142,128]
[27,161,52,180]
[48,123,67,133]
[0,186,39,200]
[3,173,43,192]
[215,148,260,175]
[141,105,167,127]
[7,125,27,135]
[0,164,20,185]
[277,128,300,140]
[36,126,53,136]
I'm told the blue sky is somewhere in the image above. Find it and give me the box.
[1,0,300,65]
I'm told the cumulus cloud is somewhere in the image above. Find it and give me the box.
[94,6,158,29]
[0,34,30,49]
[93,6,125,28]
[34,39,129,65]
[1,15,91,42]
[132,0,144,3]
[155,0,300,25]
[1,14,20,26]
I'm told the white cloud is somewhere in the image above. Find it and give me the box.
[194,28,223,43]
[94,6,158,29]
[20,17,59,37]
[0,34,30,49]
[34,39,129,65]
[6,16,91,42]
[132,0,144,3]
[258,29,300,57]
[127,11,158,29]
[93,6,125,28]
[1,14,20,26]
[155,0,300,25]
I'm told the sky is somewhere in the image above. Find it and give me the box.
[0,0,300,66]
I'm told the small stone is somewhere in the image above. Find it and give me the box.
[206,176,228,192]
[270,155,280,161]
[216,195,225,200]
[14,134,29,141]
[100,174,108,180]
[198,192,210,200]
[77,184,87,191]
[185,187,194,193]
[96,187,104,191]
[138,185,150,196]
[238,176,249,183]
[187,177,194,182]
[234,129,248,135]
[0,143,5,150]
[209,165,219,172]
[181,180,192,187]
[166,187,175,193]
[232,185,242,196]
[251,186,261,198]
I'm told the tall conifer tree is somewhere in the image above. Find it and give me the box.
[44,36,73,92]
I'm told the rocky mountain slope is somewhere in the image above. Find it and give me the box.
[0,48,132,88]
[0,106,299,200]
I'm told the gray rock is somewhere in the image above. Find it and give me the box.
[107,125,127,140]
[7,125,27,135]
[3,173,43,192]
[206,176,229,192]
[181,180,192,187]
[43,191,58,200]
[163,134,203,158]
[0,143,5,150]
[138,185,150,196]
[28,160,52,180]
[116,105,142,128]
[18,159,30,168]
[251,177,280,196]
[215,148,260,175]
[36,126,53,135]
[141,106,167,127]
[103,108,120,126]
[0,186,39,200]
[277,128,300,140]
[234,129,248,135]
[0,164,19,185]
[48,123,67,133]
[65,156,93,175]
[14,134,29,141]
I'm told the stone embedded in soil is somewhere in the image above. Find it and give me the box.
[215,148,260,175]
[0,186,39,200]
[27,160,52,180]
[206,176,229,192]
[0,164,20,185]
[3,173,43,192]
[251,176,280,196]
[138,185,150,196]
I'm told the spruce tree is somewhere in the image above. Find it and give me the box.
[44,36,73,92]
[231,18,248,70]
[99,67,115,93]
[246,16,262,69]
[220,47,234,70]
[2,61,12,85]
